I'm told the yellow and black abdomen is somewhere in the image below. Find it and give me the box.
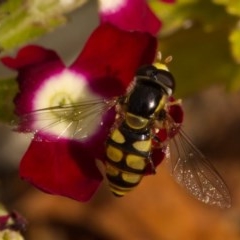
[105,123,151,196]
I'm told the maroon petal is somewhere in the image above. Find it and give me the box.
[9,211,27,232]
[20,140,103,202]
[14,63,65,116]
[71,23,157,97]
[1,46,65,116]
[169,104,184,124]
[1,45,61,70]
[145,148,165,174]
[0,215,10,230]
[99,0,161,35]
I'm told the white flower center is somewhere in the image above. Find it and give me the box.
[50,91,73,107]
[98,0,126,13]
[33,69,103,140]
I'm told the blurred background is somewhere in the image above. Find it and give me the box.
[1,0,240,239]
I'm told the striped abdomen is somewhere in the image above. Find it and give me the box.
[105,123,151,196]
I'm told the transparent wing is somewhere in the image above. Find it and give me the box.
[165,127,231,208]
[16,98,118,141]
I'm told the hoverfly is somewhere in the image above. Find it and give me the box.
[17,57,231,208]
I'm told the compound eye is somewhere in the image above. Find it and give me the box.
[156,70,175,95]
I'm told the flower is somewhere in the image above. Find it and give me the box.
[98,0,161,34]
[1,0,178,201]
[98,0,176,34]
[0,230,24,240]
[0,206,26,240]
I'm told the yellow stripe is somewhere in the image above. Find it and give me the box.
[126,154,146,170]
[122,172,142,184]
[111,129,125,143]
[106,163,119,176]
[109,182,133,196]
[132,140,151,152]
[106,145,123,162]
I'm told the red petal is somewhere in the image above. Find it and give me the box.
[99,0,161,35]
[20,140,103,202]
[0,215,10,230]
[1,45,61,70]
[155,128,168,143]
[71,23,157,97]
[152,148,165,167]
[145,148,165,174]
[169,104,184,124]
[3,46,65,115]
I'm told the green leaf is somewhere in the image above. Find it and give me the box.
[149,0,240,95]
[149,0,198,36]
[213,0,240,16]
[229,68,240,91]
[212,0,228,5]
[0,77,18,123]
[229,26,240,63]
[159,25,238,97]
[150,0,236,37]
[0,0,87,54]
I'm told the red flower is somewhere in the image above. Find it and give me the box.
[1,0,181,202]
[98,0,161,34]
